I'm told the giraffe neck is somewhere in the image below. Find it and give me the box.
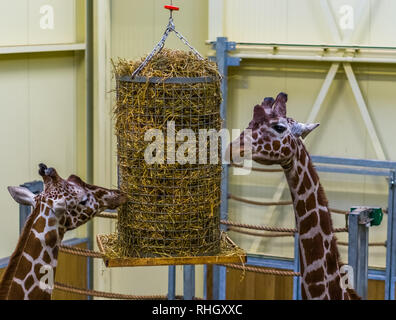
[0,200,64,300]
[282,141,350,300]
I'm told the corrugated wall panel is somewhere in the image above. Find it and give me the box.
[213,0,396,46]
[0,0,86,258]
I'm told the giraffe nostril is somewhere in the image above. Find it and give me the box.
[38,163,48,176]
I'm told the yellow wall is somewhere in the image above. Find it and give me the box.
[0,0,87,258]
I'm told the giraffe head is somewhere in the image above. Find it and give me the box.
[228,92,319,168]
[0,164,127,300]
[7,163,127,233]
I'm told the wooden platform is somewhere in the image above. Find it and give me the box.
[96,232,246,267]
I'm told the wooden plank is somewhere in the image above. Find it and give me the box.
[226,267,293,300]
[52,242,88,300]
[367,279,385,300]
[208,266,387,300]
[97,233,246,268]
[104,254,245,268]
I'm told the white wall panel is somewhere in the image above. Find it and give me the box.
[0,0,85,259]
[0,55,30,259]
[0,0,77,46]
[0,52,79,257]
[212,0,396,46]
[28,0,76,45]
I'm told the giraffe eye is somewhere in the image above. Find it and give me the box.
[79,197,88,206]
[272,124,287,134]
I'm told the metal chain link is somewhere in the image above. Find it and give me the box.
[131,17,204,78]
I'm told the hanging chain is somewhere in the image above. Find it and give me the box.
[131,12,204,78]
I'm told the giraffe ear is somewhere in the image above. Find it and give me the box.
[262,97,274,108]
[272,92,288,117]
[8,186,35,207]
[253,104,267,123]
[292,122,320,139]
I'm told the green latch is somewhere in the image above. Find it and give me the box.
[369,208,383,226]
[350,207,383,227]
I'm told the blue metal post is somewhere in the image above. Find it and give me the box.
[348,208,369,299]
[168,266,176,300]
[293,234,301,300]
[183,265,195,300]
[385,171,396,300]
[212,36,241,301]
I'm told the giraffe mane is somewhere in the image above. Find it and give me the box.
[0,201,41,299]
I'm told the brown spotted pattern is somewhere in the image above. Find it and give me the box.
[0,166,127,300]
[228,93,360,300]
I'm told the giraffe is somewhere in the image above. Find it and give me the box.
[227,92,360,300]
[0,163,127,300]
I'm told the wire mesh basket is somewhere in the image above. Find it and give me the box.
[114,58,223,258]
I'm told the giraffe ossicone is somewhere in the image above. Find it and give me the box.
[0,163,127,300]
[228,92,360,300]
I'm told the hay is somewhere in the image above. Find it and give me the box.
[99,232,246,262]
[113,49,223,258]
[112,48,221,79]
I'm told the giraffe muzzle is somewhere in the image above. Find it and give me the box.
[38,163,48,176]
[38,163,57,178]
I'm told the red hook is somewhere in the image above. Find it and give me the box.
[164,5,179,11]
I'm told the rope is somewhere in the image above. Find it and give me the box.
[228,194,293,206]
[338,241,386,247]
[227,226,294,237]
[330,208,349,215]
[54,282,171,300]
[96,212,117,219]
[59,245,103,258]
[221,220,348,234]
[221,220,297,233]
[222,264,300,277]
[228,193,350,215]
[230,163,283,173]
[333,227,348,233]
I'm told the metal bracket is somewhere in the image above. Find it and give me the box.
[226,41,237,52]
[358,211,374,227]
[226,42,240,66]
[389,175,395,188]
[228,56,241,67]
[351,207,383,227]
